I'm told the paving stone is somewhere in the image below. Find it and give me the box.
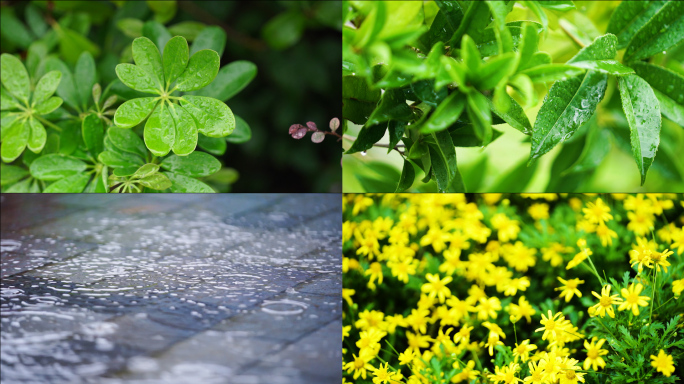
[0,194,341,384]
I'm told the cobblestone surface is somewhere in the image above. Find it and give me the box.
[0,194,342,384]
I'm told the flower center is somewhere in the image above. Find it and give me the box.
[588,349,599,359]
[600,296,612,306]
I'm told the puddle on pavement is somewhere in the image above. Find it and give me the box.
[1,196,341,384]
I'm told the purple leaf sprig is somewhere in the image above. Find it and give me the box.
[289,118,341,143]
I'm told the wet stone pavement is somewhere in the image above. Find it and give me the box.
[0,194,342,384]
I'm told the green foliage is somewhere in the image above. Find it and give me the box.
[0,1,257,193]
[343,1,684,192]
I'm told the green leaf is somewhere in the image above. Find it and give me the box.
[161,151,220,177]
[165,172,214,193]
[133,36,164,90]
[1,54,30,103]
[343,75,381,125]
[115,63,160,94]
[420,92,466,134]
[569,60,635,76]
[167,21,206,41]
[427,144,449,192]
[618,74,662,185]
[431,130,459,189]
[165,103,197,156]
[366,89,413,126]
[345,123,388,154]
[537,1,575,12]
[29,154,87,181]
[485,0,509,31]
[113,166,139,177]
[0,9,33,49]
[0,164,29,186]
[607,1,667,49]
[43,173,90,193]
[563,125,612,174]
[485,93,532,135]
[190,61,257,102]
[529,34,616,163]
[163,36,189,86]
[142,20,172,54]
[475,52,517,90]
[387,120,406,154]
[56,25,100,65]
[466,91,492,144]
[144,107,173,156]
[191,26,227,57]
[632,62,684,126]
[32,71,62,107]
[491,157,539,192]
[174,50,220,92]
[461,34,482,73]
[82,114,105,156]
[525,1,548,34]
[1,87,20,111]
[131,163,160,179]
[108,127,148,158]
[98,150,144,168]
[352,1,386,48]
[411,80,447,108]
[138,172,173,190]
[74,52,97,109]
[147,0,177,24]
[180,95,234,137]
[225,115,251,144]
[114,97,159,128]
[451,1,493,45]
[58,121,79,156]
[520,64,585,83]
[117,18,144,38]
[517,23,539,71]
[197,134,227,155]
[623,1,684,62]
[395,159,415,192]
[450,125,504,147]
[1,119,28,163]
[27,118,46,153]
[35,97,63,115]
[42,57,80,111]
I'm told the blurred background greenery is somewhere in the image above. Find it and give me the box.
[1,0,342,192]
[343,0,684,193]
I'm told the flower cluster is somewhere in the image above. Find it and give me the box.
[343,194,683,384]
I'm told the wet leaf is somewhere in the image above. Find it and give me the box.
[161,151,220,177]
[35,97,63,115]
[42,57,80,111]
[175,50,220,92]
[420,92,465,134]
[165,104,197,156]
[618,74,662,185]
[190,61,257,102]
[485,92,532,135]
[191,26,227,57]
[82,114,105,156]
[451,1,493,45]
[450,125,504,147]
[475,52,517,90]
[131,163,160,179]
[114,97,159,128]
[623,1,684,62]
[607,1,667,49]
[74,52,97,109]
[167,21,206,42]
[27,118,46,153]
[142,20,172,54]
[163,36,189,86]
[520,64,586,83]
[144,107,173,156]
[537,1,575,12]
[43,173,90,193]
[115,63,160,94]
[431,130,458,190]
[569,60,635,76]
[632,62,684,126]
[345,123,388,154]
[395,159,415,192]
[180,95,234,137]
[197,134,227,155]
[366,89,413,126]
[343,75,381,125]
[98,149,145,169]
[138,172,173,190]
[466,91,492,144]
[563,125,612,174]
[165,172,214,193]
[411,80,447,108]
[0,164,29,186]
[1,53,30,103]
[485,0,509,31]
[1,119,28,163]
[108,127,148,158]
[517,23,539,72]
[1,87,20,111]
[29,154,87,181]
[32,71,62,107]
[225,115,252,144]
[58,121,79,156]
[132,37,164,90]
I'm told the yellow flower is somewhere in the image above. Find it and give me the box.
[513,339,537,363]
[589,285,622,318]
[475,296,502,320]
[556,277,584,302]
[406,331,431,352]
[582,198,613,224]
[365,262,384,290]
[507,296,537,323]
[535,310,567,341]
[452,360,479,383]
[583,337,608,370]
[617,283,650,316]
[356,309,385,331]
[421,273,453,303]
[673,279,684,298]
[387,257,417,283]
[398,349,416,365]
[528,203,549,220]
[343,288,355,306]
[488,362,521,384]
[502,277,531,296]
[491,213,521,243]
[352,195,374,215]
[595,223,617,247]
[453,324,474,344]
[420,226,449,253]
[356,229,380,259]
[370,362,403,384]
[566,245,592,270]
[523,360,545,384]
[627,211,654,236]
[650,349,675,377]
[649,249,673,273]
[671,227,684,255]
[502,241,537,272]
[344,352,374,380]
[343,325,351,339]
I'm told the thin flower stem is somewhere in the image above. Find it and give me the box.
[585,256,604,286]
[512,321,518,345]
[650,269,656,323]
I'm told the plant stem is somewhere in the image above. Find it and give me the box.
[35,116,62,132]
[650,269,656,323]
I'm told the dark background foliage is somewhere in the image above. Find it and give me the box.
[0,0,342,192]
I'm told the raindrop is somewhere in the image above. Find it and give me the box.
[1,239,22,252]
[361,151,367,156]
[261,299,308,315]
